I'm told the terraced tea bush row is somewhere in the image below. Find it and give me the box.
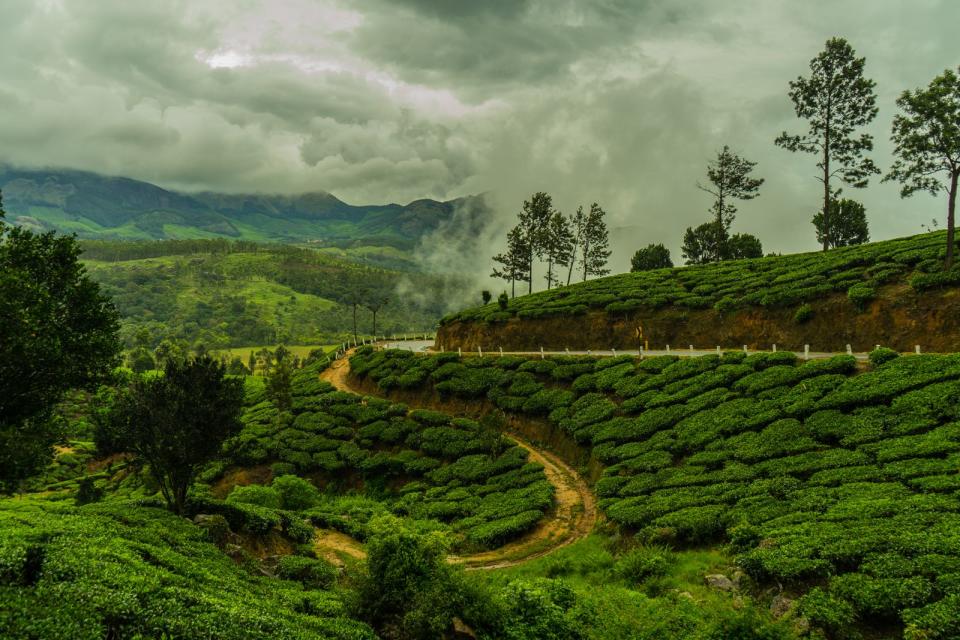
[217,363,553,550]
[441,231,958,324]
[351,347,960,637]
[0,499,374,640]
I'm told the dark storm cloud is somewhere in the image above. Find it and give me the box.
[0,0,957,275]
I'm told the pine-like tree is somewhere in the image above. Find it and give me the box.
[491,226,530,298]
[517,192,555,293]
[580,203,611,282]
[775,37,879,251]
[542,211,575,289]
[566,206,586,286]
[697,145,764,262]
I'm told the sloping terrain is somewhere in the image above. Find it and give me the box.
[0,166,485,248]
[439,231,960,352]
[351,347,960,639]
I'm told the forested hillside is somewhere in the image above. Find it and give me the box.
[1,167,486,248]
[80,239,465,349]
[440,231,960,352]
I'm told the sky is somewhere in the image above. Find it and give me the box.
[1,0,958,273]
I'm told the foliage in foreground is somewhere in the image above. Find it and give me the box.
[0,499,374,640]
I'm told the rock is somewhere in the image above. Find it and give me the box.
[770,595,794,619]
[731,569,747,589]
[705,574,736,591]
[193,514,231,547]
[224,543,246,562]
[451,617,477,639]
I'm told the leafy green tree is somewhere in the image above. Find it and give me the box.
[355,516,466,639]
[631,244,673,271]
[127,347,156,373]
[492,226,531,298]
[885,66,960,268]
[813,198,869,248]
[579,202,611,282]
[267,346,294,412]
[681,222,721,265]
[498,291,509,310]
[101,355,244,514]
[481,290,492,305]
[727,233,764,259]
[683,224,763,264]
[225,356,250,376]
[0,199,121,493]
[775,37,879,251]
[542,211,575,289]
[698,145,764,261]
[154,339,185,368]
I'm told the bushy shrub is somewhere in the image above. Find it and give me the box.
[869,347,900,367]
[272,475,320,511]
[276,555,338,589]
[614,546,673,585]
[847,282,876,310]
[227,484,282,509]
[793,303,813,324]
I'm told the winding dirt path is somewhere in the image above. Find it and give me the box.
[318,354,597,570]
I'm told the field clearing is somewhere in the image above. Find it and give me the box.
[214,344,336,360]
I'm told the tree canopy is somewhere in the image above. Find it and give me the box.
[0,192,121,493]
[886,66,960,268]
[775,37,879,251]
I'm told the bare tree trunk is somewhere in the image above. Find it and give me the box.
[546,257,553,290]
[822,117,831,252]
[947,170,958,270]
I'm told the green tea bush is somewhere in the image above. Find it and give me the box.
[869,346,900,366]
[793,303,813,324]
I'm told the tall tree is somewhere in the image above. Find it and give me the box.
[566,206,586,286]
[631,244,673,271]
[775,37,880,251]
[491,226,530,298]
[365,293,389,339]
[542,211,575,289]
[0,201,121,493]
[885,67,960,269]
[697,145,764,262]
[101,355,244,514]
[580,203,611,282]
[812,198,869,248]
[517,192,555,293]
[267,346,293,412]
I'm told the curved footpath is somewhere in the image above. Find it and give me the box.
[318,355,598,571]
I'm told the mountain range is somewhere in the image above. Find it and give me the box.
[0,167,484,249]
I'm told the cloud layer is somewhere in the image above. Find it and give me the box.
[1,0,958,272]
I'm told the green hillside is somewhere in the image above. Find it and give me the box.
[351,347,960,639]
[444,231,955,325]
[80,239,461,349]
[1,167,485,249]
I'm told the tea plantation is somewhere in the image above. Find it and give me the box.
[442,231,956,324]
[0,499,375,639]
[214,362,554,550]
[352,347,960,639]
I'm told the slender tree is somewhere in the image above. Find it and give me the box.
[566,206,586,286]
[365,294,389,339]
[580,203,611,281]
[812,198,869,248]
[542,211,575,289]
[517,192,554,293]
[885,67,960,269]
[697,145,764,262]
[267,346,293,412]
[491,226,530,298]
[775,37,879,251]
